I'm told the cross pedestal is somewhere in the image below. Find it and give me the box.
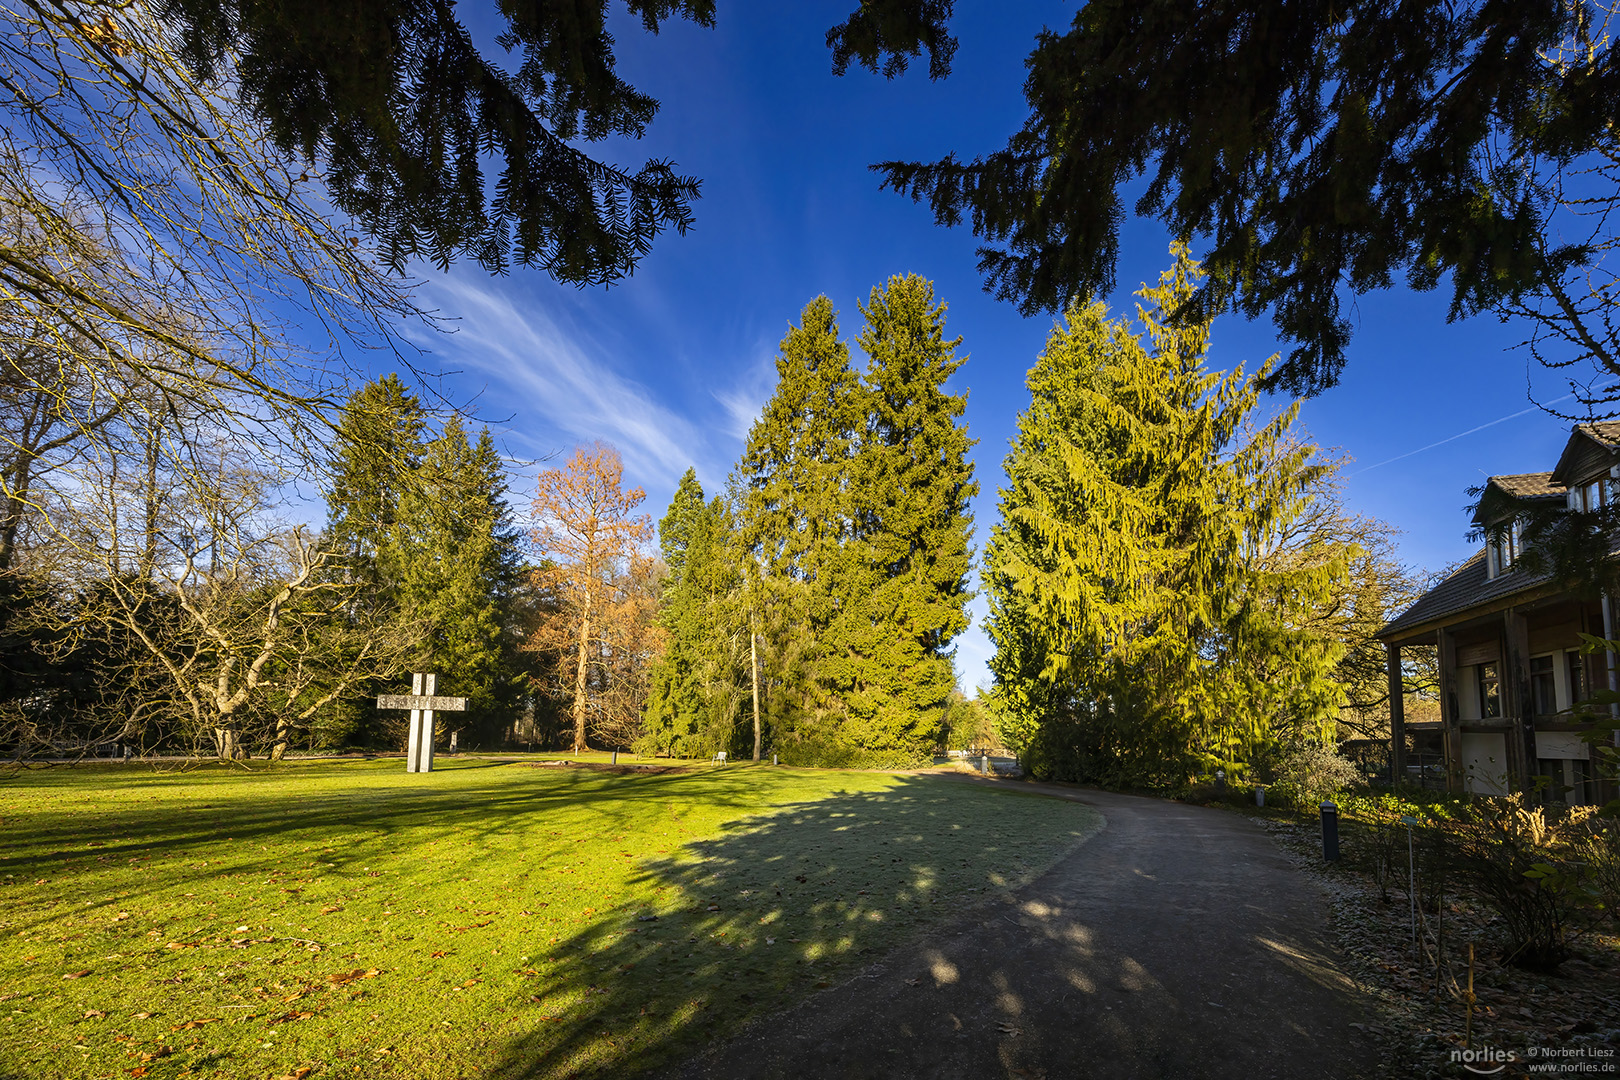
[376,673,467,773]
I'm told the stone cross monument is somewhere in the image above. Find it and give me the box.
[377,673,467,773]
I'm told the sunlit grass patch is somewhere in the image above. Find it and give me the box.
[0,760,1100,1079]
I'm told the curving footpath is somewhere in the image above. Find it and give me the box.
[660,778,1379,1080]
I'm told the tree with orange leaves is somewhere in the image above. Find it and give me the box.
[528,443,658,753]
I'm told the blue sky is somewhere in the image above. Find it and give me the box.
[396,3,1585,691]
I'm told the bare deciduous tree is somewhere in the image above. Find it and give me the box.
[527,443,657,753]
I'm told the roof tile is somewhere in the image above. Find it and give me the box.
[1379,550,1552,639]
[1579,420,1620,448]
[1488,471,1564,499]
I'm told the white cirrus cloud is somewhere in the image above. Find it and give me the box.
[411,273,721,495]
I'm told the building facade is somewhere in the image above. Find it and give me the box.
[1377,423,1620,802]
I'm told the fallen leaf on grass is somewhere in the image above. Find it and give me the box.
[127,1069,147,1078]
[171,1018,218,1031]
[130,1012,152,1020]
[326,968,381,986]
[457,978,482,989]
[164,942,196,950]
[319,905,343,915]
[271,1010,314,1024]
[83,1010,106,1019]
[138,1047,172,1062]
[113,912,130,922]
[430,951,451,959]
[273,1069,313,1080]
[62,970,91,980]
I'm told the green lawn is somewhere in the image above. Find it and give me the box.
[0,760,1101,1080]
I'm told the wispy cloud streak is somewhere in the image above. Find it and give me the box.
[413,274,720,494]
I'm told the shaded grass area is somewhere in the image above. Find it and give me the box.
[0,761,1100,1079]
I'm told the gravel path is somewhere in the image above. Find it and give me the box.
[660,778,1380,1080]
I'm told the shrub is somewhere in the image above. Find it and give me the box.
[1442,795,1601,971]
[1267,741,1362,810]
[1576,817,1620,930]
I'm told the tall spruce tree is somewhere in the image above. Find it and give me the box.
[326,374,426,573]
[643,470,746,758]
[390,418,524,744]
[986,245,1352,784]
[321,375,428,745]
[737,297,861,755]
[824,275,976,763]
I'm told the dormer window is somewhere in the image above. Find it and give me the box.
[1488,520,1521,577]
[1473,471,1565,579]
[1568,473,1620,512]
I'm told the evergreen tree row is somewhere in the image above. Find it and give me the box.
[643,274,978,767]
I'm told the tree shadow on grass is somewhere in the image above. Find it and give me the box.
[481,775,1094,1079]
[2,761,966,940]
[1,763,1094,1080]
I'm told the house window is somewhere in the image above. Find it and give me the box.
[1538,758,1592,804]
[1582,479,1606,512]
[1569,650,1588,706]
[1478,661,1502,719]
[1531,655,1556,716]
[1493,521,1521,572]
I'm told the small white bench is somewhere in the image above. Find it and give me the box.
[711,751,727,766]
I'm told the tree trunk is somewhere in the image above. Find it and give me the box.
[140,424,160,578]
[270,716,291,761]
[572,612,591,753]
[751,626,762,762]
[0,484,30,572]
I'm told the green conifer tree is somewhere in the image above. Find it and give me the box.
[320,374,428,745]
[825,274,977,764]
[643,469,742,757]
[736,298,861,756]
[390,418,524,745]
[326,374,426,573]
[986,245,1352,784]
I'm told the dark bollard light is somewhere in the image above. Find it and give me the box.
[1320,801,1340,861]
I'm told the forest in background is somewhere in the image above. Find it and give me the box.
[0,241,1430,777]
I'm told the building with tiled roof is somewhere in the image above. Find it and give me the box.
[1378,425,1618,802]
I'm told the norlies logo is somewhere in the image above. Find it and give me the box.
[1452,1047,1517,1075]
